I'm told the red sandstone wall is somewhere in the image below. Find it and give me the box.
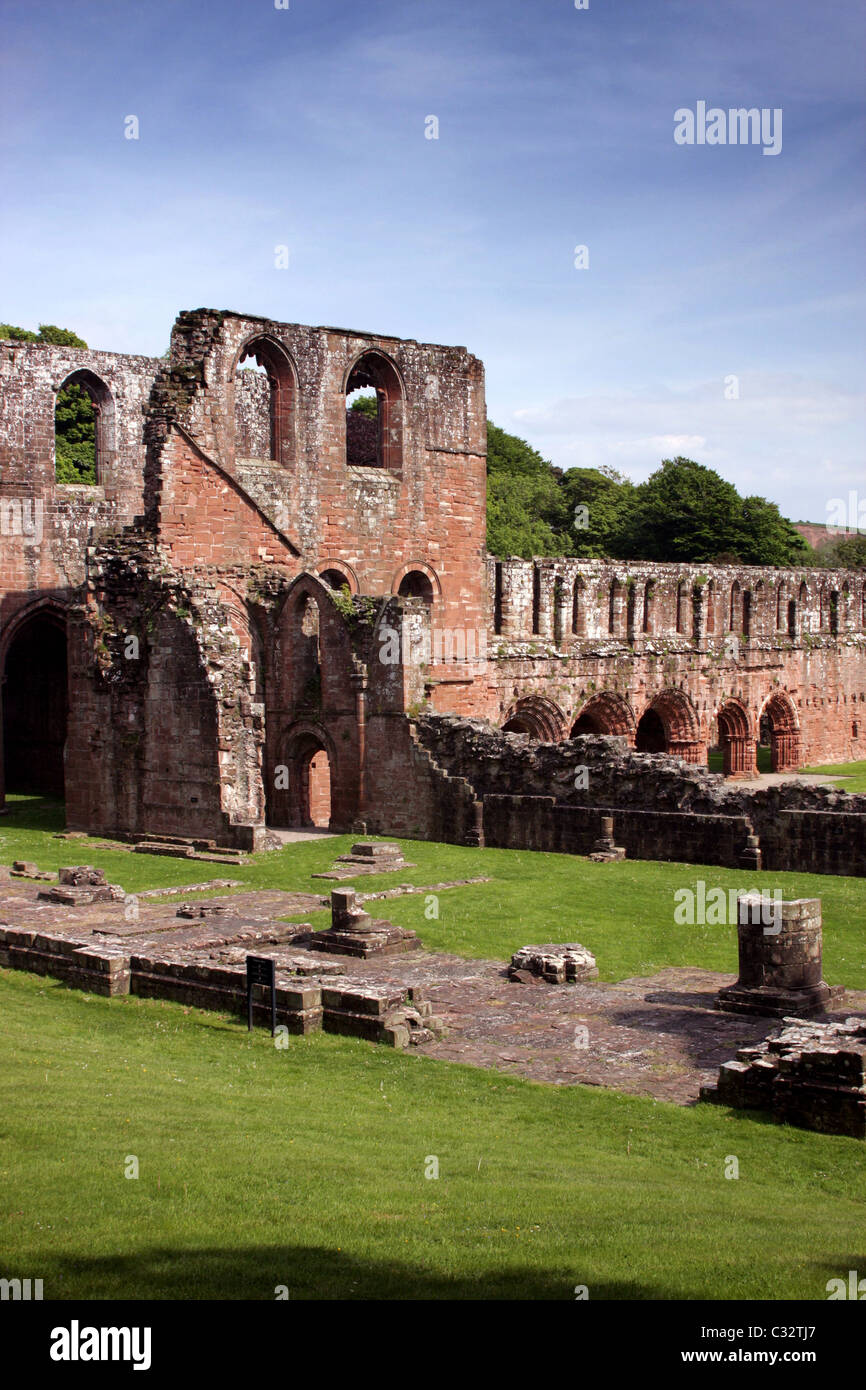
[476,557,866,767]
[154,429,299,571]
[149,312,488,647]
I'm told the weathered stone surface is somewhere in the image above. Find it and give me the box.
[509,943,598,985]
[1,311,864,876]
[59,866,107,887]
[38,865,125,907]
[313,841,416,879]
[716,894,843,1017]
[308,887,421,958]
[415,717,866,875]
[702,1016,866,1138]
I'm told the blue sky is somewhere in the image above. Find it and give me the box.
[1,0,864,523]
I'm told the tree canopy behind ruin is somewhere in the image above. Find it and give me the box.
[486,423,817,566]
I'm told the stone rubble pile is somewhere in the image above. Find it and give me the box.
[38,865,126,907]
[509,943,598,985]
[701,1016,866,1138]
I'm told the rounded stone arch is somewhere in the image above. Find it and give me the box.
[270,718,339,830]
[502,695,566,742]
[280,568,348,613]
[715,697,756,778]
[636,688,704,762]
[570,691,636,741]
[55,368,116,485]
[317,560,359,595]
[231,333,297,466]
[344,349,406,472]
[759,690,801,772]
[392,562,442,606]
[1,597,69,801]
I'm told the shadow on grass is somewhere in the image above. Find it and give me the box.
[2,1245,692,1301]
[1,795,66,834]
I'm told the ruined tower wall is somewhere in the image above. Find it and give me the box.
[144,311,488,648]
[0,337,159,627]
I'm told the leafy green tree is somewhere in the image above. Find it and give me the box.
[486,423,573,557]
[0,322,87,348]
[816,533,866,569]
[615,457,809,566]
[34,324,88,348]
[737,495,811,566]
[54,383,96,484]
[560,465,634,557]
[349,392,378,418]
[0,323,38,342]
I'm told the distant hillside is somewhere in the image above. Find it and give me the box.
[795,522,865,551]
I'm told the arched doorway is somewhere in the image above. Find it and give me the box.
[716,699,756,778]
[269,727,334,829]
[2,609,68,798]
[761,692,800,772]
[634,708,667,753]
[502,696,566,742]
[570,692,635,741]
[635,690,704,762]
[304,741,332,828]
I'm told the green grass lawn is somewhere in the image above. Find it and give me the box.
[1,969,864,1301]
[801,760,866,795]
[707,745,773,774]
[2,795,865,987]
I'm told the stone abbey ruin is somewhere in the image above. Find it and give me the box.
[1,308,865,876]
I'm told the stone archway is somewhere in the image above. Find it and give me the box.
[716,699,756,778]
[570,691,635,742]
[502,696,566,742]
[1,605,68,799]
[761,691,801,772]
[270,724,335,829]
[635,690,704,763]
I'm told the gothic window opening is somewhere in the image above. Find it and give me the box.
[345,352,404,472]
[55,370,113,485]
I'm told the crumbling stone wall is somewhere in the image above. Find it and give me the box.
[414,716,866,875]
[2,309,865,857]
[65,536,267,847]
[0,337,161,804]
[140,309,487,654]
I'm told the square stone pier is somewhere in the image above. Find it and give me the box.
[308,888,421,959]
[716,894,843,1018]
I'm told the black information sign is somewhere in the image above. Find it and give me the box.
[246,954,277,1036]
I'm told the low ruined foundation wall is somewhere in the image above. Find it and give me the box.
[0,928,413,1046]
[755,809,866,877]
[364,718,481,845]
[415,716,866,876]
[482,795,752,868]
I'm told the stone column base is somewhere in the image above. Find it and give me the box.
[716,980,844,1019]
